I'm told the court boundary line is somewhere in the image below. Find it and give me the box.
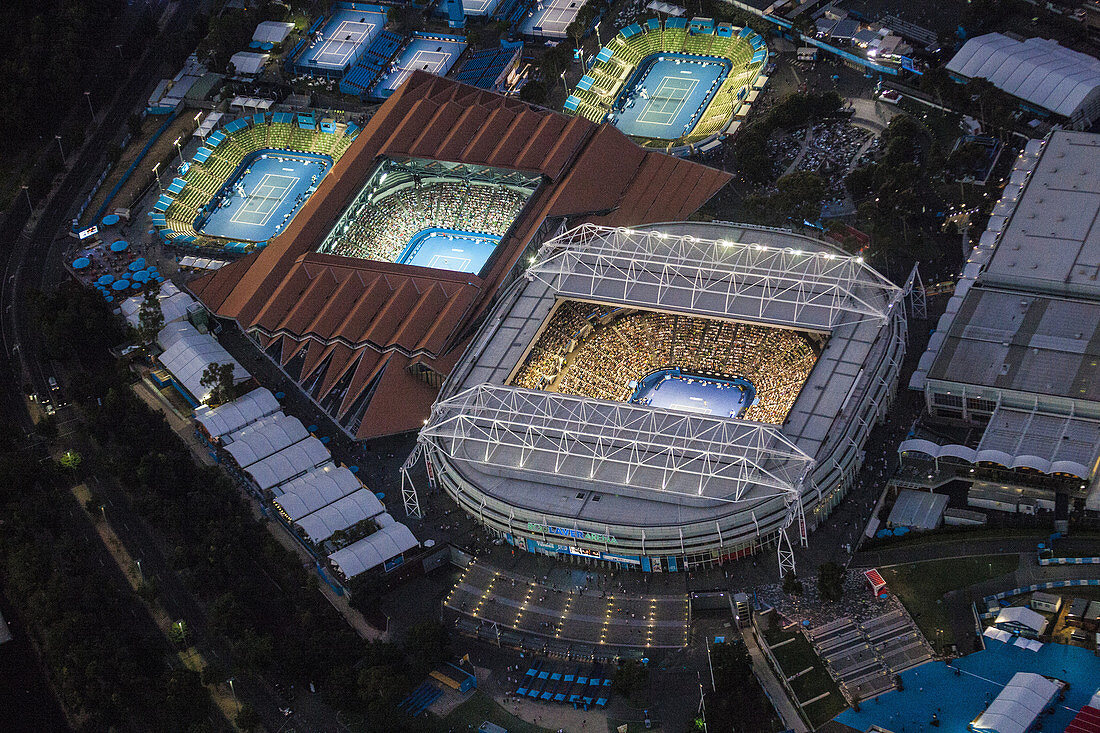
[230,173,297,228]
[311,19,376,68]
[382,48,454,91]
[637,76,698,127]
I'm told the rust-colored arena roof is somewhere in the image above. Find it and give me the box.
[189,72,731,440]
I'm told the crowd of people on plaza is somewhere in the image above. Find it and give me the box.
[511,300,819,424]
[319,181,528,262]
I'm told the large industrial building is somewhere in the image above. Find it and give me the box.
[946,34,1100,130]
[188,72,730,441]
[905,131,1100,514]
[411,221,906,571]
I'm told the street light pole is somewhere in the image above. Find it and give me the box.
[84,91,95,119]
[228,677,239,712]
[560,69,568,95]
[152,162,162,190]
[55,135,66,164]
[174,136,184,165]
[21,185,32,212]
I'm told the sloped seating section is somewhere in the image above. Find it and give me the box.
[566,17,767,149]
[153,115,356,253]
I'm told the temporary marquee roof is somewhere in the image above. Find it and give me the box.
[994,606,1047,635]
[194,388,281,439]
[156,321,249,403]
[972,672,1060,733]
[228,52,269,76]
[946,34,1100,124]
[121,280,196,328]
[245,437,331,492]
[328,522,418,578]
[273,464,362,521]
[294,489,385,544]
[886,489,949,530]
[223,413,308,468]
[253,20,294,44]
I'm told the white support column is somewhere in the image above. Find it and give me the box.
[777,526,796,579]
[400,444,424,518]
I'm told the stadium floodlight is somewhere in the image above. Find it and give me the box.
[174,137,184,164]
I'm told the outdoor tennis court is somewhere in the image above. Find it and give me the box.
[298,8,384,70]
[370,36,466,98]
[520,0,584,38]
[396,228,500,274]
[198,152,331,242]
[611,54,730,140]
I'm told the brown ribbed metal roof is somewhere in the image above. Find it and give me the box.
[189,72,731,440]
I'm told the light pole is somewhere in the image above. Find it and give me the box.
[55,135,66,164]
[560,69,568,95]
[152,162,162,190]
[21,185,32,212]
[84,91,95,119]
[136,558,143,582]
[174,136,184,165]
[228,677,239,712]
[115,44,123,60]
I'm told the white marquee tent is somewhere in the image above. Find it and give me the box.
[223,413,308,468]
[156,321,248,404]
[972,672,1061,733]
[294,489,386,544]
[328,521,418,579]
[273,465,362,521]
[194,388,280,439]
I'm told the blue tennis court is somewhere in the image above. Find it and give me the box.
[396,228,500,274]
[611,54,730,140]
[197,151,331,242]
[298,8,385,70]
[834,637,1100,732]
[629,368,755,418]
[370,35,466,98]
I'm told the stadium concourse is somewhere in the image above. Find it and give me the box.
[187,72,731,441]
[411,220,907,576]
[566,17,767,153]
[445,559,691,653]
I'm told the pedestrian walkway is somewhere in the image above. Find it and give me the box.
[743,630,810,733]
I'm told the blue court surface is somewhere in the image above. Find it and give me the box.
[396,228,500,274]
[197,151,331,242]
[370,35,466,98]
[298,8,384,70]
[610,54,731,140]
[834,638,1100,732]
[629,368,754,418]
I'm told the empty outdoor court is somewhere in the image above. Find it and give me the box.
[298,8,384,70]
[198,152,331,242]
[612,54,730,140]
[395,228,500,274]
[371,36,466,98]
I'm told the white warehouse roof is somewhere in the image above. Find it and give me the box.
[223,413,308,468]
[156,321,249,403]
[245,437,331,492]
[947,34,1100,126]
[294,489,385,544]
[995,606,1047,634]
[328,522,418,579]
[972,672,1061,733]
[194,388,280,439]
[273,465,362,521]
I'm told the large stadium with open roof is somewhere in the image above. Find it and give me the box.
[565,17,767,154]
[409,221,908,573]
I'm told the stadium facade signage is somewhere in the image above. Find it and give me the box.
[526,521,618,544]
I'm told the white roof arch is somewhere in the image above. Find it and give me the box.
[526,224,902,332]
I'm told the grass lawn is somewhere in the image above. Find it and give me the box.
[762,626,846,728]
[880,554,1019,651]
[434,691,551,733]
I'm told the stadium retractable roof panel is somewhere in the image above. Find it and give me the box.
[526,224,902,332]
[420,383,814,507]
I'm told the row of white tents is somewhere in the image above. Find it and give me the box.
[195,388,417,578]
